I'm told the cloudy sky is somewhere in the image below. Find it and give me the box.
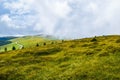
[0,0,120,38]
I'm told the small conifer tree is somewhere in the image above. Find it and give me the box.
[43,42,46,46]
[5,47,7,52]
[12,46,16,50]
[36,43,39,47]
[62,40,64,42]
[22,46,24,49]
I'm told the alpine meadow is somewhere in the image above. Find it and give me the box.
[0,0,120,80]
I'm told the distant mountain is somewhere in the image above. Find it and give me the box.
[0,36,17,46]
[0,36,17,41]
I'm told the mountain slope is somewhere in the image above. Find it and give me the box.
[0,35,55,52]
[0,35,120,80]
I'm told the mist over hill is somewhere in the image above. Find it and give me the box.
[0,0,120,38]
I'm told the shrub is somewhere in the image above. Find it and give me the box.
[36,43,39,47]
[43,42,46,46]
[62,40,64,42]
[21,46,24,49]
[91,38,97,42]
[4,47,7,52]
[12,46,16,50]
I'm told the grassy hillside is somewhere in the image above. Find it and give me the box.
[0,35,120,80]
[0,36,55,52]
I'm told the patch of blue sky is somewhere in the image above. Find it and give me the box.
[0,5,10,15]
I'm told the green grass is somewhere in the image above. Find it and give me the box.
[0,35,120,80]
[0,36,57,52]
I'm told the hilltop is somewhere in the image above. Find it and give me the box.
[0,35,120,80]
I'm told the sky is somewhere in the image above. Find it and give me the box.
[0,0,120,39]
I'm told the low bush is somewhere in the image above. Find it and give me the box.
[91,38,97,42]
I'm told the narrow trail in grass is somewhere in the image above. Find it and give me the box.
[15,42,24,49]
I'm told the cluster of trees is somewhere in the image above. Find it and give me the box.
[36,40,64,47]
[4,42,47,52]
[36,42,46,47]
[4,46,16,52]
[3,40,65,52]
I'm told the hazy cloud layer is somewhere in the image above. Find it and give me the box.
[0,0,120,38]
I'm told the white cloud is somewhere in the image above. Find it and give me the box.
[0,0,120,38]
[1,14,11,22]
[3,0,34,15]
[31,0,72,35]
[0,14,15,28]
[1,0,72,35]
